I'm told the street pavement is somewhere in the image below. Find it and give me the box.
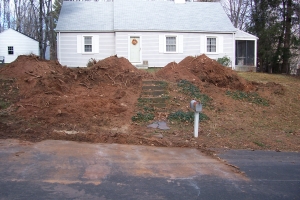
[0,139,299,200]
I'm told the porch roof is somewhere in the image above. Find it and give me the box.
[235,30,258,40]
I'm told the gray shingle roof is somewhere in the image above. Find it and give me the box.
[56,1,114,32]
[56,0,236,33]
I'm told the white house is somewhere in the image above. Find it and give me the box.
[56,0,258,70]
[0,28,39,63]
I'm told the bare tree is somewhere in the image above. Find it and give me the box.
[221,0,250,30]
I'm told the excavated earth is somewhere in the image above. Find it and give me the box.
[0,54,299,151]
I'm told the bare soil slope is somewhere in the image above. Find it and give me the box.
[0,54,299,151]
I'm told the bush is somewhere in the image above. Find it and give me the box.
[86,58,97,67]
[217,56,231,67]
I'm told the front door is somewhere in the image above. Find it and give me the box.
[129,36,141,63]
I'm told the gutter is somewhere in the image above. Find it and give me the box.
[55,29,237,34]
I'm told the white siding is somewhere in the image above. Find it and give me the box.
[58,32,115,67]
[201,33,235,67]
[115,32,234,67]
[0,29,39,63]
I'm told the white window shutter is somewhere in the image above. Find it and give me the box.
[218,36,223,53]
[77,35,82,53]
[93,35,99,53]
[178,35,183,53]
[159,35,164,53]
[200,36,205,53]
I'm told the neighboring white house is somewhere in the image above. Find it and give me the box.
[56,0,258,70]
[0,28,39,63]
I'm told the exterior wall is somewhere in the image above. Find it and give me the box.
[57,32,115,67]
[0,29,39,63]
[115,32,235,68]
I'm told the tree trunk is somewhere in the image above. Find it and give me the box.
[39,0,43,59]
[282,0,292,74]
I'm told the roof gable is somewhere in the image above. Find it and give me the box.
[235,29,258,40]
[0,28,38,42]
[56,0,236,33]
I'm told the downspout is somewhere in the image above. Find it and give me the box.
[58,32,61,63]
[254,39,257,70]
[232,33,235,70]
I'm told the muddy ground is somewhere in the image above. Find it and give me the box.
[0,55,299,151]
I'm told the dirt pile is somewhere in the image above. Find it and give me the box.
[1,54,298,151]
[156,54,252,91]
[0,55,149,134]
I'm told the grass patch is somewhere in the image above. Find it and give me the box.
[132,112,154,122]
[168,110,209,123]
[253,141,265,147]
[143,67,162,74]
[226,90,269,106]
[177,80,211,107]
[143,106,155,112]
[0,100,11,109]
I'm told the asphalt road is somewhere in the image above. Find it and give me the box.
[0,139,299,200]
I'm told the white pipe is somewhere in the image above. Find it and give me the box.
[194,112,199,138]
[58,32,61,63]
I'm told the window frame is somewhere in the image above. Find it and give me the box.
[83,36,93,53]
[165,36,177,53]
[206,37,217,53]
[8,46,14,55]
[159,34,183,54]
[77,35,99,54]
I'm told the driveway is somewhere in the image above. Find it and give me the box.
[0,139,299,199]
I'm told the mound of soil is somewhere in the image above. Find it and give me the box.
[0,55,150,135]
[156,54,253,91]
[1,54,297,151]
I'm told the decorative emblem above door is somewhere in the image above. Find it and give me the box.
[132,39,138,45]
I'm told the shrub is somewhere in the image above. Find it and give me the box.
[217,56,231,67]
[86,58,97,67]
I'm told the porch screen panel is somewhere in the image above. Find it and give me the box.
[245,41,254,65]
[235,40,255,66]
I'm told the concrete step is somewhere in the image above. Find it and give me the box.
[142,80,166,86]
[140,80,168,110]
[150,103,167,109]
[139,97,167,103]
[142,85,166,91]
[142,90,166,96]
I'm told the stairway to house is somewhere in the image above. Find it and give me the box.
[140,80,168,110]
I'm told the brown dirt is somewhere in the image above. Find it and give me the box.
[0,54,299,152]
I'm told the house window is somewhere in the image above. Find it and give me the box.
[84,36,92,52]
[166,36,177,52]
[207,37,216,52]
[8,46,14,55]
[159,35,183,53]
